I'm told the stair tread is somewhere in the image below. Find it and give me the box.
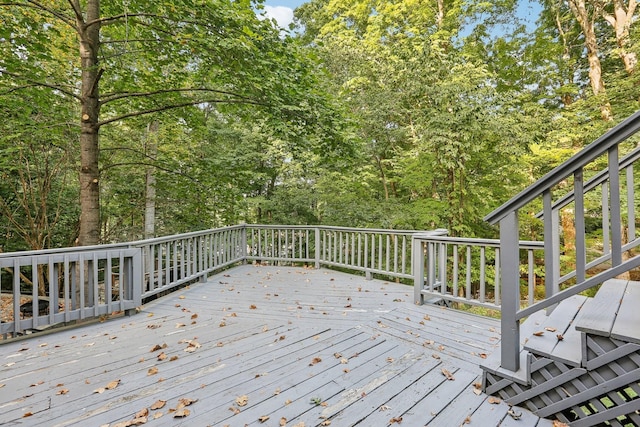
[523,295,587,366]
[611,280,640,344]
[575,279,628,337]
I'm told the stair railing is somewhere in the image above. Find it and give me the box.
[485,110,640,372]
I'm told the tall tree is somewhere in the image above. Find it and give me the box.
[0,0,323,246]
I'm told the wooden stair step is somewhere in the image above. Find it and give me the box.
[575,279,629,338]
[611,280,640,344]
[523,295,588,367]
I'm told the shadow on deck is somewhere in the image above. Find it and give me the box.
[0,265,553,426]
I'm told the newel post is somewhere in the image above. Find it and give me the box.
[500,211,520,372]
[413,234,425,305]
[314,227,321,269]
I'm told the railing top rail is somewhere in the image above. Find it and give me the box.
[534,143,640,218]
[413,234,543,250]
[485,109,640,225]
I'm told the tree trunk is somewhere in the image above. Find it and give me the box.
[77,0,102,246]
[602,0,637,74]
[144,121,159,240]
[568,0,613,121]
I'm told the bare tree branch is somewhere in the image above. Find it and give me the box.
[65,0,84,26]
[18,0,78,29]
[101,87,258,104]
[97,98,268,127]
[0,69,82,100]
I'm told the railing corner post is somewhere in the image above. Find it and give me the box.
[241,225,248,265]
[500,211,520,372]
[314,227,320,269]
[128,248,143,316]
[412,234,425,305]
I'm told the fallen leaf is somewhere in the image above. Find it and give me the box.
[552,421,569,427]
[309,357,322,366]
[473,387,482,395]
[280,417,287,426]
[150,344,166,352]
[106,379,120,389]
[148,367,159,376]
[23,412,33,418]
[179,295,185,300]
[170,355,179,361]
[153,412,163,419]
[423,315,430,321]
[56,388,69,395]
[488,396,501,404]
[236,395,249,407]
[389,417,403,424]
[184,340,201,353]
[340,358,349,364]
[135,408,149,418]
[191,313,198,319]
[177,398,198,408]
[293,422,305,427]
[545,326,557,332]
[157,352,167,361]
[173,408,190,418]
[463,415,471,424]
[508,408,522,420]
[432,354,440,360]
[321,421,332,426]
[479,353,488,359]
[30,381,44,387]
[557,334,564,341]
[150,400,166,410]
[441,368,455,380]
[258,415,270,423]
[250,304,257,309]
[176,323,186,328]
[229,406,241,415]
[533,331,544,336]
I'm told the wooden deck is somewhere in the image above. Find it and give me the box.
[0,265,553,426]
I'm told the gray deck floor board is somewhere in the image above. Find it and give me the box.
[0,265,552,426]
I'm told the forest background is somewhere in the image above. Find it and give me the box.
[1,0,639,252]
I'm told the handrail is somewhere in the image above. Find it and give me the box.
[484,109,640,373]
[485,109,640,225]
[534,144,640,218]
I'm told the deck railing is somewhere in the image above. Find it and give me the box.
[0,246,141,337]
[485,110,640,372]
[1,225,450,338]
[412,234,544,311]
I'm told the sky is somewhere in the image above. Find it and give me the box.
[263,0,299,28]
[262,0,543,33]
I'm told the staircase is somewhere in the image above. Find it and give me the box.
[479,110,640,426]
[482,279,640,426]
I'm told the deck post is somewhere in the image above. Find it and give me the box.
[314,227,320,269]
[500,211,520,372]
[241,225,248,265]
[413,235,425,305]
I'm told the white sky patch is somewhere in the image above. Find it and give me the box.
[263,5,294,29]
